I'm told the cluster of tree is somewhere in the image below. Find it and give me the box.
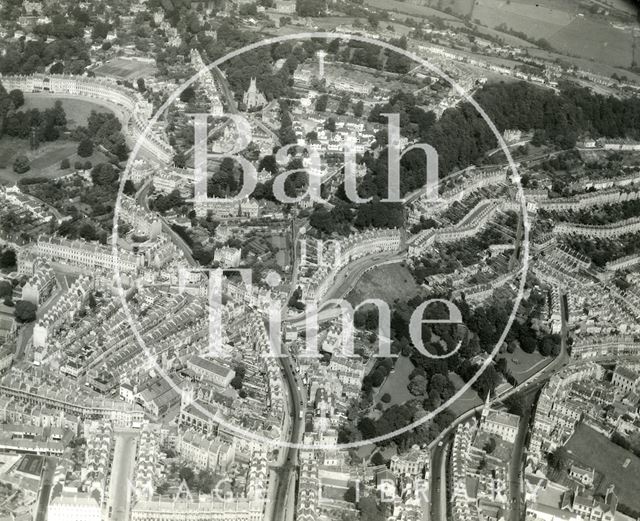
[411,223,516,283]
[545,199,640,226]
[359,81,640,203]
[207,157,239,198]
[315,94,328,113]
[296,0,327,17]
[494,23,553,51]
[151,188,184,213]
[362,358,395,391]
[0,280,13,305]
[162,464,220,495]
[0,10,96,76]
[90,162,119,186]
[77,138,94,158]
[388,290,556,402]
[13,155,30,174]
[611,431,640,459]
[1,94,67,144]
[38,163,121,243]
[230,365,246,391]
[479,81,640,146]
[14,300,37,323]
[58,220,105,243]
[288,286,305,310]
[356,405,455,450]
[356,496,387,521]
[72,110,128,161]
[309,197,403,236]
[278,100,297,146]
[222,42,298,105]
[564,232,640,268]
[547,446,569,472]
[0,249,16,269]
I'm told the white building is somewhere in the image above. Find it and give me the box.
[48,492,102,521]
[214,246,241,268]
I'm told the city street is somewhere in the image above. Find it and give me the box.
[34,456,57,521]
[430,439,451,521]
[106,432,138,521]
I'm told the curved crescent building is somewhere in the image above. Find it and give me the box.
[0,74,174,163]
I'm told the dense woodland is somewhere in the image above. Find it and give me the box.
[310,81,640,235]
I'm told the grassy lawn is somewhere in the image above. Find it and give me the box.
[565,423,640,511]
[374,355,415,408]
[347,262,421,306]
[502,345,552,384]
[22,94,114,129]
[93,57,157,81]
[548,17,633,68]
[0,136,109,185]
[472,0,575,39]
[447,371,483,417]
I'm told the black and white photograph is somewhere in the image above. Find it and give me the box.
[0,0,640,520]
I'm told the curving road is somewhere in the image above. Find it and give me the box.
[135,180,197,266]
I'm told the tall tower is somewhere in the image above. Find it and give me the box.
[316,50,326,80]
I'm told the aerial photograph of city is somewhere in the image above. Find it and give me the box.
[1,0,640,520]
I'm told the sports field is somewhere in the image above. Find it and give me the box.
[93,57,157,81]
[566,423,640,511]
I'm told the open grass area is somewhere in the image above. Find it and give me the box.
[93,57,157,81]
[0,136,109,185]
[472,0,576,39]
[502,345,552,384]
[374,355,415,408]
[447,371,483,417]
[347,261,421,306]
[548,17,634,68]
[468,0,634,68]
[364,0,460,21]
[442,0,475,16]
[565,423,640,511]
[22,94,114,129]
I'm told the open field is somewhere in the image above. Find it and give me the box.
[548,17,634,68]
[93,57,157,81]
[566,423,640,511]
[374,355,415,408]
[22,94,113,129]
[502,345,552,384]
[364,0,460,21]
[347,262,421,306]
[0,136,109,185]
[468,0,634,67]
[587,0,637,15]
[447,371,483,416]
[445,0,475,16]
[471,0,576,39]
[0,95,113,184]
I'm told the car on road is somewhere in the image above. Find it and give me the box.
[437,441,443,447]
